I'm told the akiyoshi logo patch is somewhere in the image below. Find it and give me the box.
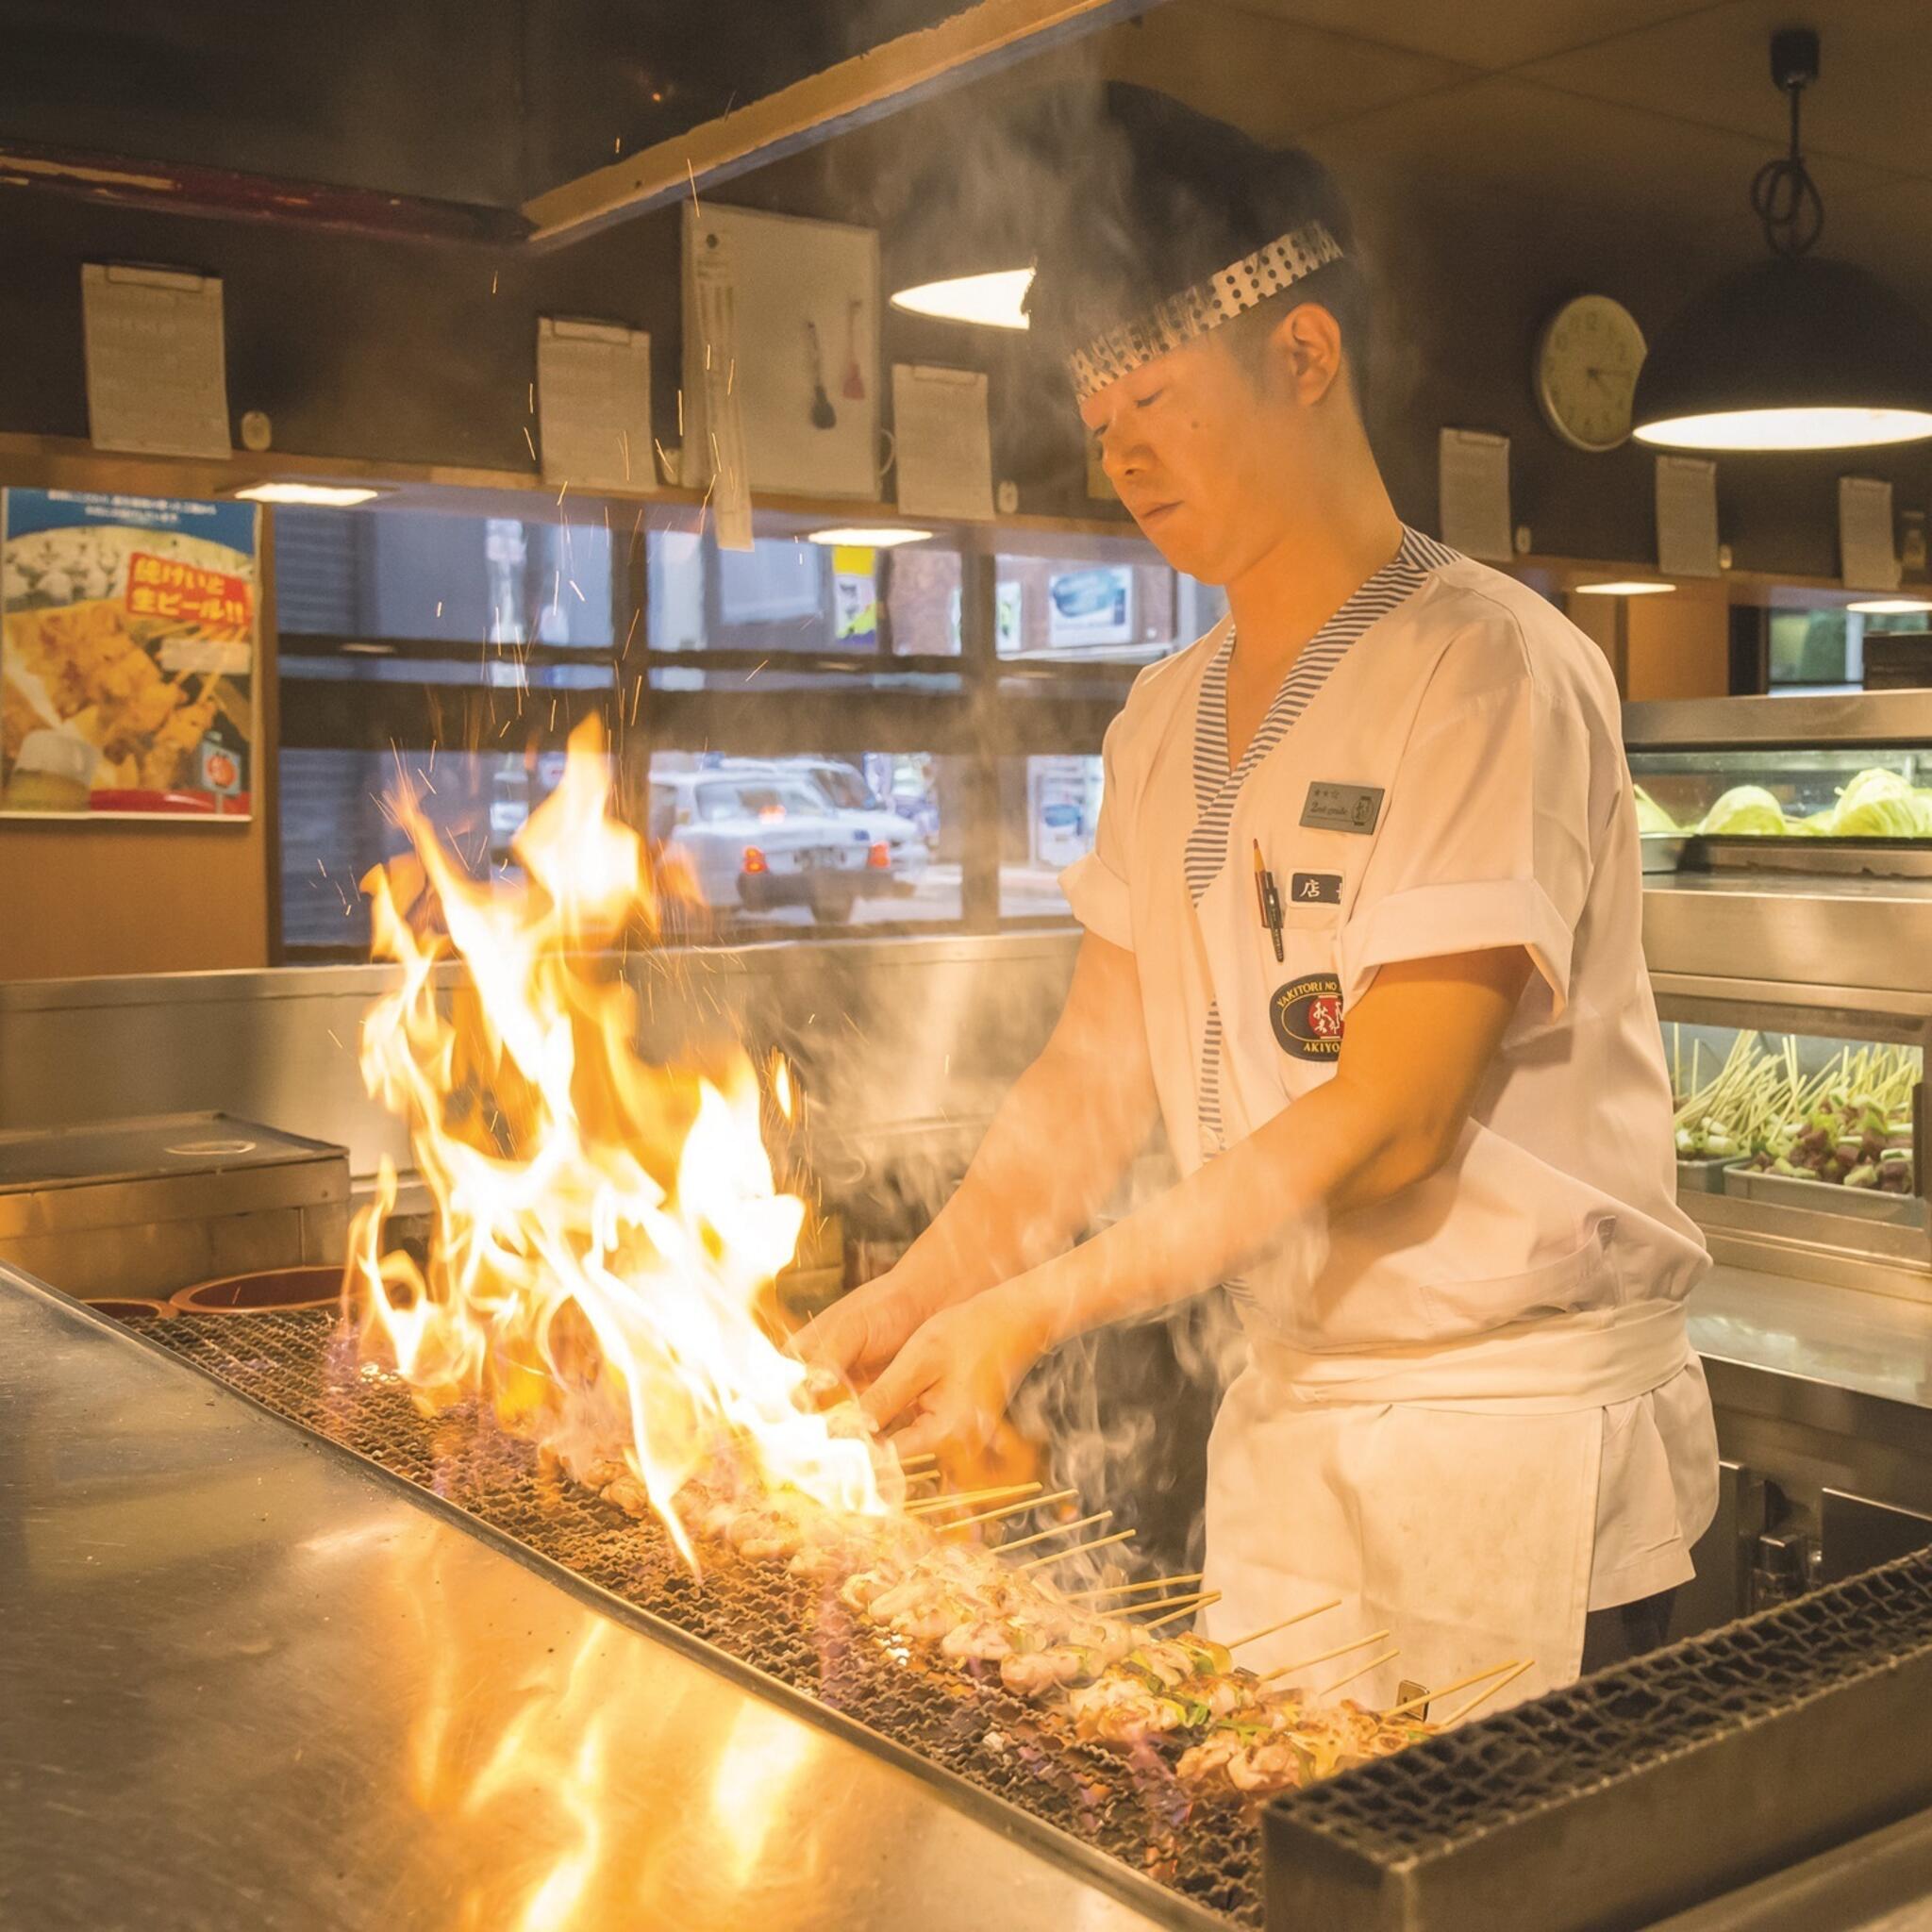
[1271,974,1345,1059]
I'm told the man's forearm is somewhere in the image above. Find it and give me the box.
[999,1069,1413,1355]
[894,1043,1152,1312]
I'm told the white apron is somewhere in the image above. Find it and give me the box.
[1061,530,1716,1717]
[1200,1301,1695,1708]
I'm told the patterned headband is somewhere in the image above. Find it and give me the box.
[1066,220,1345,401]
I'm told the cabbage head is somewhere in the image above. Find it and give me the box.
[1632,785,1680,836]
[1830,767,1929,839]
[1698,785,1791,837]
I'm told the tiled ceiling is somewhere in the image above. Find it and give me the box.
[1090,0,1932,303]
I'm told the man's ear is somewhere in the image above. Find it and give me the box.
[1266,302,1345,407]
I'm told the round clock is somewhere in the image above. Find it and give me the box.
[1534,295,1647,452]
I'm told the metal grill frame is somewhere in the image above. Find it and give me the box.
[132,1306,1244,1929]
[1265,1549,1932,1932]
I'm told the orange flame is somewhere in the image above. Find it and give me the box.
[349,718,882,1561]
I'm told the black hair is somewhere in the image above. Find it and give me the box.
[1024,85,1368,401]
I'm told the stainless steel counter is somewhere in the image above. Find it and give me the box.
[0,1266,1184,1932]
[1690,1266,1932,1413]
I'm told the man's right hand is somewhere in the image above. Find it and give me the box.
[791,1264,941,1388]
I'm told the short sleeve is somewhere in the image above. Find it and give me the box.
[1337,674,1595,1017]
[1059,708,1135,951]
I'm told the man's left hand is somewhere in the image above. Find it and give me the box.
[858,1284,1047,1458]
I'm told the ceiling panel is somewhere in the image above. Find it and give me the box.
[1307,74,1895,241]
[1092,3,1473,142]
[1520,0,1932,184]
[1206,0,1726,73]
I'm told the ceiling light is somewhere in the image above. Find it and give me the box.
[338,641,396,655]
[1574,580,1677,596]
[1848,598,1932,614]
[890,268,1034,330]
[1632,29,1932,454]
[806,526,934,548]
[233,481,385,507]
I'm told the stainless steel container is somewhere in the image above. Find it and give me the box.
[0,1111,349,1299]
[1722,1158,1927,1226]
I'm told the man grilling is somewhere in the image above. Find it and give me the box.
[801,90,1716,1704]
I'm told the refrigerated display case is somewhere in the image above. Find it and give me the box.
[1628,691,1932,1623]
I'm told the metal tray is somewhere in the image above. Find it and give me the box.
[1675,1156,1735,1193]
[1722,1158,1925,1226]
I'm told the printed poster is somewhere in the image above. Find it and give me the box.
[1,488,258,819]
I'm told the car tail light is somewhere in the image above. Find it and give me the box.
[867,841,891,870]
[741,846,769,874]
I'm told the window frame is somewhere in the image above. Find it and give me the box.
[274,500,1166,961]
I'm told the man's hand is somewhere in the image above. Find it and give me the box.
[791,1262,942,1387]
[857,1284,1048,1458]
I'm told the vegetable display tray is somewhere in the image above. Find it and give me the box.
[1722,1159,1925,1226]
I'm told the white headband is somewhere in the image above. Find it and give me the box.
[1066,220,1345,401]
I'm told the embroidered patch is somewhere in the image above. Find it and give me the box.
[1301,782,1384,835]
[1271,974,1345,1059]
[1289,871,1341,906]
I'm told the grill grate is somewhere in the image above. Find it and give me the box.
[1282,1549,1932,1860]
[144,1308,1265,1925]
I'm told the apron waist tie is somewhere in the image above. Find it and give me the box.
[1246,1299,1690,1415]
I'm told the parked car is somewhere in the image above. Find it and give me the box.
[715,757,929,897]
[647,770,874,922]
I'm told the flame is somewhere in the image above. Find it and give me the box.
[349,717,881,1561]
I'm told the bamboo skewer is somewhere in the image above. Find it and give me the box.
[1015,1527,1136,1571]
[1063,1573,1207,1602]
[1262,1628,1392,1684]
[1224,1601,1343,1650]
[1382,1658,1524,1722]
[995,1509,1111,1556]
[1137,1591,1222,1631]
[906,1481,1042,1516]
[934,1488,1077,1533]
[1318,1647,1399,1699]
[897,1452,939,1470]
[1440,1657,1534,1726]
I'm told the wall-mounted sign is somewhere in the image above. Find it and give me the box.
[1,489,258,819]
[81,264,230,459]
[1047,565,1135,648]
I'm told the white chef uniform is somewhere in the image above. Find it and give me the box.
[1061,526,1718,1710]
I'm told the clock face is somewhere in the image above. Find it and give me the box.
[1535,295,1647,453]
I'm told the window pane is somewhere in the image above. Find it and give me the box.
[275,506,614,647]
[991,549,1224,665]
[998,754,1103,918]
[648,528,962,667]
[647,750,959,931]
[279,747,585,951]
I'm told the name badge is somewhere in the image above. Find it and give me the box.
[1301,782,1384,835]
[1289,872,1341,906]
[1272,974,1345,1059]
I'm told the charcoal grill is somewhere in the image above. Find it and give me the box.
[140,1304,1267,1925]
[122,1301,1932,1932]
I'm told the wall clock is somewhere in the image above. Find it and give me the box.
[1534,294,1646,452]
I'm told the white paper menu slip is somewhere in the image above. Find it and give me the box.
[537,319,654,492]
[1437,428,1512,561]
[891,365,995,522]
[81,264,230,458]
[1655,455,1721,578]
[680,219,754,553]
[1840,476,1903,591]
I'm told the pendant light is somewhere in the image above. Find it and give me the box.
[1633,29,1932,453]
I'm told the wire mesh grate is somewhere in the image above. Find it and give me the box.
[143,1308,1265,1925]
[1276,1543,1932,1865]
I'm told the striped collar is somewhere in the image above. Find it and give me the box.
[1185,525,1457,898]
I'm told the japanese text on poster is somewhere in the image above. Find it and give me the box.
[1,488,258,819]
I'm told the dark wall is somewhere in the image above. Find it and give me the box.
[5,52,1931,577]
[1352,185,1932,581]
